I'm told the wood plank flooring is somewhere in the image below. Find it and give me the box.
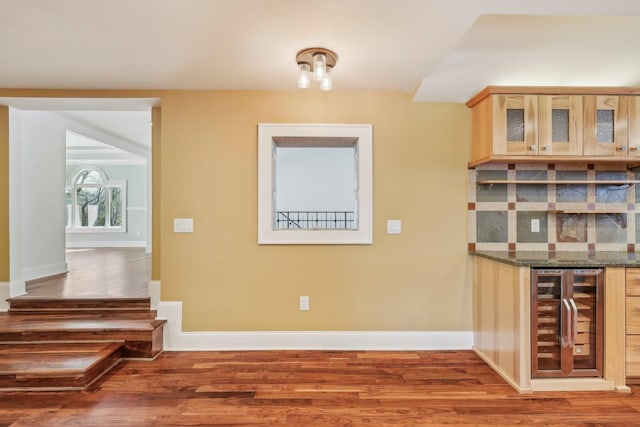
[24,248,150,299]
[1,350,638,426]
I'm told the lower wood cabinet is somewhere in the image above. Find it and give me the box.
[626,269,640,382]
[472,256,627,392]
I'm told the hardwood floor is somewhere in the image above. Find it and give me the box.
[24,248,150,298]
[1,350,639,426]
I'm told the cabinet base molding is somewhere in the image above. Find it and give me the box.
[625,377,640,385]
[530,377,621,392]
[473,347,533,394]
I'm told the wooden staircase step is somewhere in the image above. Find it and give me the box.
[0,313,166,358]
[7,297,151,312]
[0,341,124,391]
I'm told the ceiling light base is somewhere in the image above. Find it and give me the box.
[296,47,338,73]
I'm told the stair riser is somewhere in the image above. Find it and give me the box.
[0,327,164,359]
[8,299,150,311]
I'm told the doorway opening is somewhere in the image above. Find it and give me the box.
[3,97,158,300]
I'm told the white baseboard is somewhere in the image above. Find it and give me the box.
[66,240,147,248]
[156,301,474,351]
[23,261,68,282]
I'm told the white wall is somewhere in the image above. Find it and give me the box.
[275,147,355,212]
[8,108,25,296]
[18,111,68,281]
[65,163,148,248]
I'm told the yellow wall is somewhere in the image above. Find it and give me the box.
[0,107,8,282]
[160,91,472,331]
[0,89,471,331]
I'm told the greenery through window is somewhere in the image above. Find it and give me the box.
[66,167,126,232]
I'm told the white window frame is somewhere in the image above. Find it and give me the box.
[258,123,372,244]
[66,166,127,233]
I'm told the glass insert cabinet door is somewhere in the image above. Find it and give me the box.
[491,94,538,155]
[538,95,583,156]
[583,95,629,156]
[531,268,604,378]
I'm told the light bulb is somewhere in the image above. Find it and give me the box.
[320,72,332,91]
[313,53,326,81]
[297,63,310,89]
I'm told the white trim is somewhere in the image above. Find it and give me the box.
[66,227,127,234]
[257,123,373,245]
[0,282,9,312]
[157,301,473,351]
[10,280,26,298]
[148,280,160,309]
[65,240,147,248]
[0,281,25,311]
[22,261,68,282]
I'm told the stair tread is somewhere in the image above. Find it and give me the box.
[0,313,165,332]
[0,342,123,375]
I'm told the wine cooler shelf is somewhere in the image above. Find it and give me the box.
[531,268,604,378]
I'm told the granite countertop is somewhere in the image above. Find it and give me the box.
[470,250,640,267]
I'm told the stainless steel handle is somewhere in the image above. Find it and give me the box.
[562,298,572,348]
[569,298,578,347]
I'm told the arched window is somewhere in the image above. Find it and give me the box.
[65,166,127,232]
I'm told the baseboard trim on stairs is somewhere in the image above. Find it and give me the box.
[0,281,26,312]
[23,262,68,282]
[156,301,473,351]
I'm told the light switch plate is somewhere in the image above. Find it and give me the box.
[387,219,402,234]
[174,218,194,233]
[531,219,540,233]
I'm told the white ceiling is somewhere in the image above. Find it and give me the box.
[0,0,639,102]
[2,0,640,148]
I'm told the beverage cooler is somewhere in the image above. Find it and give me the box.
[531,268,604,378]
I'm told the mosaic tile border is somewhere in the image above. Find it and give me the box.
[469,163,639,252]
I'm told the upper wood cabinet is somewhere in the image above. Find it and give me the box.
[583,96,628,157]
[628,97,640,157]
[538,95,583,156]
[467,87,640,167]
[491,94,538,156]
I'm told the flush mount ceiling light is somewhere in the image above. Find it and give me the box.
[296,47,338,91]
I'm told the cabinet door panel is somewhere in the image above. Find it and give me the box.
[538,95,583,156]
[625,268,640,295]
[492,95,538,155]
[626,336,640,376]
[583,95,629,156]
[628,96,640,157]
[626,297,640,334]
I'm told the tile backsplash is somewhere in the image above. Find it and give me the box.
[468,163,639,252]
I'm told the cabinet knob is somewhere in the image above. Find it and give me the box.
[530,144,537,151]
[541,145,551,151]
[616,145,627,151]
[632,146,640,152]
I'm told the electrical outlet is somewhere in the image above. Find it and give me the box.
[531,219,540,233]
[299,296,309,311]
